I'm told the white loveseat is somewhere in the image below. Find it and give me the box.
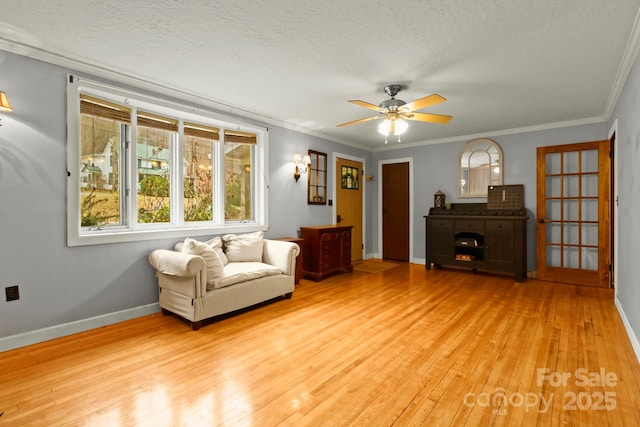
[148,232,299,330]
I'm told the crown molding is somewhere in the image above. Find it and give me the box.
[603,6,640,119]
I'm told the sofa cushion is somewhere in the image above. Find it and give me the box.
[223,231,264,262]
[181,238,224,289]
[217,262,282,289]
[205,236,229,266]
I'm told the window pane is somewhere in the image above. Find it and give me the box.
[184,133,215,222]
[224,130,255,221]
[137,118,173,223]
[80,115,124,227]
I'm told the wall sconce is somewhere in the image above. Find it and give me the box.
[293,152,311,182]
[0,92,12,112]
[0,91,12,126]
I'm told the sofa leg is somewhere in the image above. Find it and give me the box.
[161,308,171,316]
[284,292,293,299]
[191,321,202,331]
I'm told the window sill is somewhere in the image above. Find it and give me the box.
[68,224,267,247]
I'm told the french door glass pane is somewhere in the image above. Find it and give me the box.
[563,151,579,174]
[581,199,598,221]
[564,223,579,245]
[547,199,562,220]
[582,174,598,197]
[547,176,561,197]
[581,149,598,173]
[547,222,562,244]
[546,153,561,174]
[564,246,579,268]
[547,245,561,267]
[563,175,579,197]
[582,248,598,270]
[563,199,579,221]
[582,223,598,246]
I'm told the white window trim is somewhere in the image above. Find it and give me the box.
[66,76,269,246]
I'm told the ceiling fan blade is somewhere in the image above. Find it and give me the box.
[401,94,446,112]
[405,112,452,124]
[336,115,383,127]
[348,100,387,113]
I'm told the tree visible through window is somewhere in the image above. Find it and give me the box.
[69,77,267,246]
[224,130,255,221]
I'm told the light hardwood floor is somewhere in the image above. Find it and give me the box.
[1,264,639,426]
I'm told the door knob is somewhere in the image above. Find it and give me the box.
[337,214,342,223]
[538,218,546,224]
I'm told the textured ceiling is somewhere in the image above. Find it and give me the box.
[1,0,640,150]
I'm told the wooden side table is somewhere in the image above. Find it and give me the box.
[275,237,303,284]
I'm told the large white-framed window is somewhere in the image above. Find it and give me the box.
[67,76,269,246]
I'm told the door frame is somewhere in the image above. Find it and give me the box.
[332,152,366,261]
[609,120,619,296]
[378,157,414,262]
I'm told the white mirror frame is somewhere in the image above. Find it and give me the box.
[458,138,503,198]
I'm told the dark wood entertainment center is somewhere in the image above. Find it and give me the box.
[425,202,528,281]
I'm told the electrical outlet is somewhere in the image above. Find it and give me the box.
[5,285,19,302]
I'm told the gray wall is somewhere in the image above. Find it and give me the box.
[0,50,369,339]
[609,48,640,345]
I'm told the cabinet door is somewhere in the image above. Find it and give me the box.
[485,220,515,268]
[339,229,352,268]
[427,218,454,263]
[319,232,337,273]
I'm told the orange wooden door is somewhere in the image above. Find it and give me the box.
[536,140,611,287]
[336,157,363,262]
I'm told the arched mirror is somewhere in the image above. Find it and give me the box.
[458,138,503,197]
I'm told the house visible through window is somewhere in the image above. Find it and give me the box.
[68,76,268,246]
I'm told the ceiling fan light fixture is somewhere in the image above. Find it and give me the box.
[377,118,408,136]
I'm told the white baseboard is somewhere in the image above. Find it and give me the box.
[0,303,160,353]
[615,296,640,364]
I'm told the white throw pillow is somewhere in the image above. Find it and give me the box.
[223,231,264,262]
[181,238,224,289]
[205,236,229,265]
